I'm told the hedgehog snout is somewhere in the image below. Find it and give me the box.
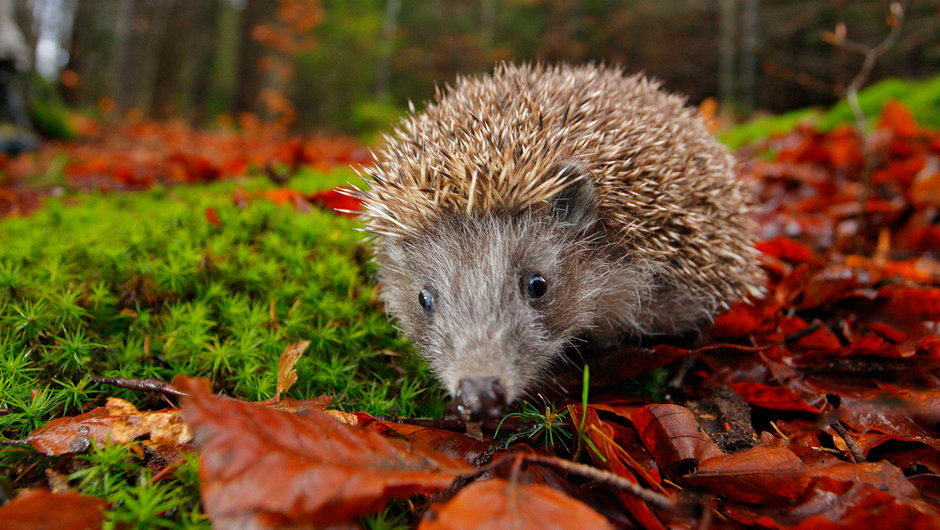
[454,376,508,421]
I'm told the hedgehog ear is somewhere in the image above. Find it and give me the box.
[548,161,597,231]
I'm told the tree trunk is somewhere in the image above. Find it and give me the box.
[112,0,169,116]
[375,0,401,102]
[740,0,759,114]
[718,0,738,111]
[189,0,220,126]
[150,0,198,120]
[66,0,119,106]
[234,0,276,115]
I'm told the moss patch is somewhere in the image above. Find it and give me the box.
[0,169,444,525]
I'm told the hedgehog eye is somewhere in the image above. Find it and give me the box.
[525,273,548,299]
[418,289,435,311]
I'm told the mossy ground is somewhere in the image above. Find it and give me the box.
[0,169,444,527]
[719,74,940,149]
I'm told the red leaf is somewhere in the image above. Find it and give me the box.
[687,446,810,503]
[569,405,666,529]
[0,490,106,529]
[176,376,470,527]
[730,382,820,413]
[710,301,780,338]
[757,237,819,264]
[878,100,919,138]
[419,478,613,530]
[791,478,938,529]
[263,188,302,206]
[631,404,722,476]
[810,461,920,500]
[204,206,221,227]
[308,187,362,216]
[878,286,940,322]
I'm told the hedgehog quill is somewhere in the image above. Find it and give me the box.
[356,63,763,421]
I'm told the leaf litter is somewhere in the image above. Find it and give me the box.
[5,101,940,527]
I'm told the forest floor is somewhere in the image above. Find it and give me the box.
[0,102,939,528]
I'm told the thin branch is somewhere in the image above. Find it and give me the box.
[522,453,678,513]
[841,1,910,131]
[831,421,867,463]
[90,376,186,398]
[826,0,910,247]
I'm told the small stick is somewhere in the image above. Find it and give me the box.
[831,421,867,463]
[522,453,677,513]
[90,377,186,398]
[372,415,467,431]
[0,439,30,446]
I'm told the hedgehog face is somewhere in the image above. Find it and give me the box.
[377,203,604,420]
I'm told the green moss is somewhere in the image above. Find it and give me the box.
[721,74,940,149]
[720,107,822,150]
[0,168,444,525]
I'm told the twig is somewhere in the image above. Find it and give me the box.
[522,453,678,513]
[830,421,867,463]
[90,376,186,398]
[825,1,910,245]
[0,439,30,446]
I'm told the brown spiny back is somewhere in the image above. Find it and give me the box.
[359,63,762,311]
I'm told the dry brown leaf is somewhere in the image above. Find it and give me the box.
[27,397,190,456]
[686,446,810,503]
[176,376,471,527]
[275,339,310,399]
[419,478,613,530]
[0,490,106,529]
[631,404,723,476]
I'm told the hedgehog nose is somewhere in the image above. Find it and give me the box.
[455,377,508,421]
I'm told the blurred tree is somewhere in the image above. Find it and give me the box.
[24,0,939,133]
[190,0,222,126]
[375,0,401,102]
[112,0,174,115]
[65,0,118,107]
[151,0,198,119]
[235,0,277,116]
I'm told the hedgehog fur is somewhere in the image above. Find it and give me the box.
[356,63,763,418]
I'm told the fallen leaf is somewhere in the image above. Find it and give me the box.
[0,490,106,530]
[204,206,221,227]
[177,376,470,527]
[686,446,810,503]
[419,478,613,530]
[631,404,723,476]
[371,421,502,467]
[27,398,190,456]
[810,461,920,500]
[730,382,820,414]
[275,339,309,399]
[570,405,665,529]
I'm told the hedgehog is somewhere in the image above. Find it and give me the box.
[356,63,762,421]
